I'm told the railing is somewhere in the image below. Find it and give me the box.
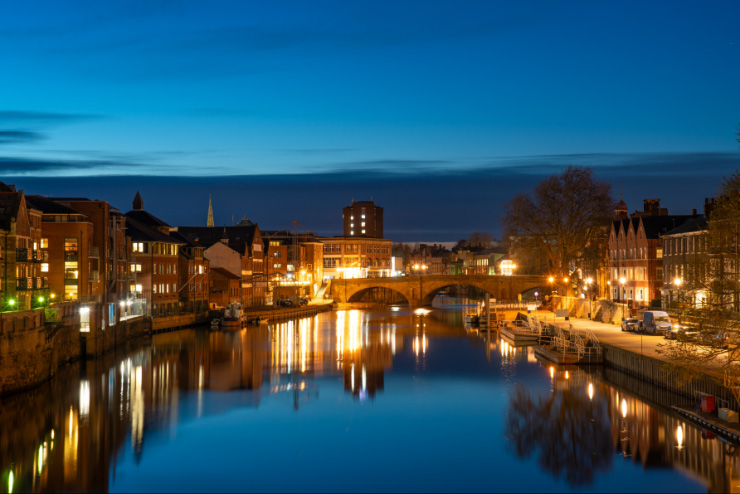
[89,270,100,282]
[15,248,29,262]
[33,250,49,262]
[16,277,29,290]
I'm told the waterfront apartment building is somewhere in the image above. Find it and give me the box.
[607,198,692,308]
[343,200,383,238]
[53,199,132,305]
[320,237,392,279]
[177,223,267,306]
[0,184,45,310]
[25,196,95,303]
[169,231,210,315]
[262,230,324,300]
[125,193,184,317]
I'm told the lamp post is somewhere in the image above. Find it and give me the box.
[619,277,627,318]
[674,278,683,324]
[585,278,593,320]
[548,276,554,296]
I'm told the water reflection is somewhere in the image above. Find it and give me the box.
[506,368,613,487]
[0,309,737,492]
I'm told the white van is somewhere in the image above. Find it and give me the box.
[641,311,673,335]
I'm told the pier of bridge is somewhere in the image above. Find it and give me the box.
[329,275,549,307]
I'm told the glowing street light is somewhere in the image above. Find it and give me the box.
[674,278,684,323]
[548,276,554,296]
[619,277,627,318]
[585,278,593,319]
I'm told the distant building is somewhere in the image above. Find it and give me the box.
[343,200,383,238]
[320,237,392,279]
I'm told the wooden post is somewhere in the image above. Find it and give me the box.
[486,293,490,329]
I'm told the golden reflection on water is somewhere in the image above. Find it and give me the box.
[3,309,740,492]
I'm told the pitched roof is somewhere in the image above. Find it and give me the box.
[640,215,693,239]
[176,225,259,255]
[662,216,708,237]
[0,191,24,230]
[125,209,171,228]
[125,216,182,244]
[26,195,87,216]
[210,267,240,280]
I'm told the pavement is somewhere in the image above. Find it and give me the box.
[530,310,674,360]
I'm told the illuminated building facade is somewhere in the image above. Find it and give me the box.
[342,200,383,238]
[607,198,692,307]
[320,237,392,279]
[0,184,45,310]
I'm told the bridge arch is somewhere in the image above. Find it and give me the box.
[333,275,549,307]
[347,286,411,305]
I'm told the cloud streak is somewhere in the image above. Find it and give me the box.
[0,130,45,144]
[0,110,101,123]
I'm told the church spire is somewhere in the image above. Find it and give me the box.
[133,191,144,211]
[207,194,214,227]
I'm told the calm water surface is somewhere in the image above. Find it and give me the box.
[1,306,735,492]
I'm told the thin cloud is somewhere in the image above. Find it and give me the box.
[0,110,101,122]
[0,130,45,144]
[0,156,150,174]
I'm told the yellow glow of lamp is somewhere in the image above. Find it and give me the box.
[564,277,568,282]
[8,299,15,306]
[548,276,554,283]
[674,278,682,286]
[38,296,44,303]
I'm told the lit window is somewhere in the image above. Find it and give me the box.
[361,214,365,219]
[40,238,49,249]
[362,230,365,234]
[41,263,49,272]
[350,231,354,235]
[361,222,365,227]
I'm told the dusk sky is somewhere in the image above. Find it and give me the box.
[2,0,739,240]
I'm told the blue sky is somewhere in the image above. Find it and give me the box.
[1,1,739,239]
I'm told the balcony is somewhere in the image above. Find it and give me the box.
[33,250,49,262]
[89,246,100,258]
[15,248,29,262]
[64,253,78,262]
[89,270,100,282]
[16,277,30,290]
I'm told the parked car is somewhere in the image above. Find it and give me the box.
[298,297,308,306]
[664,326,699,342]
[621,318,640,332]
[698,330,728,349]
[278,299,293,307]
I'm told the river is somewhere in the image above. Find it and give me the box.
[0,305,736,492]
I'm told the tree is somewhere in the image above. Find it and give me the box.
[658,170,740,405]
[502,166,613,289]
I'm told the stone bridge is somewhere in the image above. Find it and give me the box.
[330,275,550,307]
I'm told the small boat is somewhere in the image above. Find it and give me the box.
[465,314,479,325]
[220,302,244,330]
[249,315,269,325]
[210,318,221,330]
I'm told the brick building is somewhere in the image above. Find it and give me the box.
[25,196,95,303]
[125,193,184,317]
[0,184,45,310]
[177,223,266,307]
[343,200,383,238]
[320,237,392,279]
[607,197,692,308]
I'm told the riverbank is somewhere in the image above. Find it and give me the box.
[0,301,335,397]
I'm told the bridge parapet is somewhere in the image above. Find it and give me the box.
[330,275,549,307]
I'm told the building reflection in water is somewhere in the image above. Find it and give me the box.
[5,309,740,492]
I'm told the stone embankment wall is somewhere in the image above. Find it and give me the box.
[0,303,155,396]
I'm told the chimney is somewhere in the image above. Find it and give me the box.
[704,198,716,218]
[691,209,697,216]
[643,199,661,216]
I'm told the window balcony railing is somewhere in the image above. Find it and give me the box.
[89,246,100,258]
[16,248,29,262]
[33,250,49,262]
[89,270,100,282]
[16,277,30,290]
[64,254,78,262]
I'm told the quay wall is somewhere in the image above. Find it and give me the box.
[1,302,335,396]
[601,343,737,411]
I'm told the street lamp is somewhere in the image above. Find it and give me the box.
[585,278,593,320]
[619,277,627,318]
[674,278,683,323]
[548,276,554,296]
[534,291,539,319]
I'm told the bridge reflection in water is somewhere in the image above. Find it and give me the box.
[0,309,737,492]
